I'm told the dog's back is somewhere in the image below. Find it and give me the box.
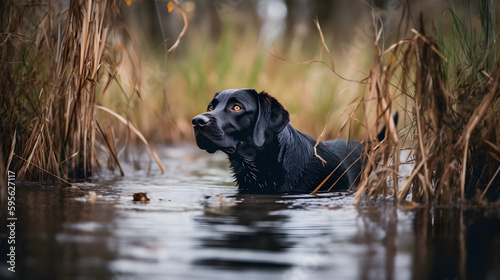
[230,123,363,193]
[279,127,363,193]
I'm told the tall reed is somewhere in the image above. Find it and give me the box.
[354,4,499,204]
[0,0,163,184]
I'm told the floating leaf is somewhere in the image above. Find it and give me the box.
[133,193,150,202]
[167,1,175,12]
[123,0,132,6]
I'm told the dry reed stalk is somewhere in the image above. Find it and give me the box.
[400,28,499,204]
[1,0,166,183]
[352,29,401,204]
[355,15,499,204]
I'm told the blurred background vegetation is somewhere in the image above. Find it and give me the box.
[106,0,498,142]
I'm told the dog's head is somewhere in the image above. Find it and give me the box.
[192,89,290,154]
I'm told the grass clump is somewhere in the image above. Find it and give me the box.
[354,3,499,204]
[0,0,163,185]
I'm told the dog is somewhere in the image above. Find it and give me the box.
[192,89,395,193]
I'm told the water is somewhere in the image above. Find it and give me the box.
[1,145,500,280]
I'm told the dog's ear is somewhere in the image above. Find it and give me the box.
[252,91,290,147]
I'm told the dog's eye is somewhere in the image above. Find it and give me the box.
[208,105,214,112]
[232,105,242,111]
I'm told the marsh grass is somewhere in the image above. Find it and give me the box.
[353,4,499,204]
[0,0,164,184]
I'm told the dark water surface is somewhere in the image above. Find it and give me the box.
[1,145,500,280]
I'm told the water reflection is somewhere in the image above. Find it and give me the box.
[1,146,500,279]
[194,194,409,279]
[413,207,500,280]
[195,193,500,280]
[195,195,294,269]
[3,186,117,280]
[355,205,400,280]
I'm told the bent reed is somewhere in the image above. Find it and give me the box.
[0,0,163,185]
[353,6,499,205]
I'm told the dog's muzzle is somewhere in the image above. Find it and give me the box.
[192,114,237,154]
[192,114,210,128]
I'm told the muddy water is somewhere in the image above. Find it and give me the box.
[1,145,500,280]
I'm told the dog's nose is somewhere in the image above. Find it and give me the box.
[192,115,210,128]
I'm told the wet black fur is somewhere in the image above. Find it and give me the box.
[192,89,395,194]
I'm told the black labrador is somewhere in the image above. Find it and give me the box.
[192,89,395,193]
